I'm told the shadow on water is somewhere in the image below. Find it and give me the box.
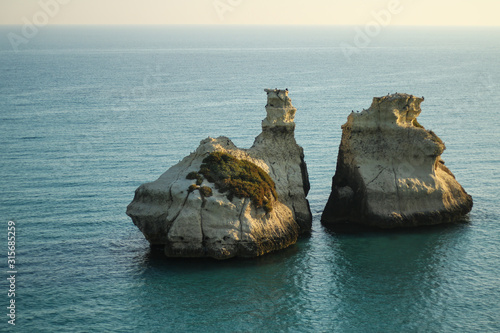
[123,234,314,331]
[122,220,472,331]
[322,217,471,236]
[320,220,471,332]
[137,236,306,272]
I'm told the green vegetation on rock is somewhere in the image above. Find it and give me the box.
[187,184,212,198]
[186,171,203,185]
[199,186,213,197]
[188,184,198,193]
[198,152,277,213]
[412,118,424,129]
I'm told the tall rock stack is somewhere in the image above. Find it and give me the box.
[321,93,473,228]
[250,89,312,231]
[127,89,312,259]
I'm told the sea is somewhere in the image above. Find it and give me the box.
[0,25,499,332]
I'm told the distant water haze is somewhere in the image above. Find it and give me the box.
[1,0,499,26]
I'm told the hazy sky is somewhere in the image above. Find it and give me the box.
[1,0,499,26]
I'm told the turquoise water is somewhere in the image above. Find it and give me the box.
[0,26,499,332]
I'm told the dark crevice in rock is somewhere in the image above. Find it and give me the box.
[238,198,248,243]
[392,166,402,213]
[200,200,206,254]
[170,190,191,224]
[365,167,388,187]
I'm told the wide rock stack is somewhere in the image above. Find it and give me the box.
[127,89,312,259]
[321,93,473,228]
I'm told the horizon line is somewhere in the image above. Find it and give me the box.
[1,23,500,28]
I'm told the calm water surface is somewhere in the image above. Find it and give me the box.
[0,26,499,332]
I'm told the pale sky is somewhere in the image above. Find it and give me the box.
[0,0,499,26]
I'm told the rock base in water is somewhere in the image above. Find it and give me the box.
[127,89,312,259]
[321,93,473,228]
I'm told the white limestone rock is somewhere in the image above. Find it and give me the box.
[321,93,473,228]
[251,88,311,231]
[127,89,312,259]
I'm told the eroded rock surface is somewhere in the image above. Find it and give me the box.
[321,93,473,228]
[127,89,312,259]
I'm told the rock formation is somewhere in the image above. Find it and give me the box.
[321,93,473,228]
[127,89,312,259]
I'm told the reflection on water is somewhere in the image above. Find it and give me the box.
[124,223,471,332]
[129,237,307,331]
[323,223,470,332]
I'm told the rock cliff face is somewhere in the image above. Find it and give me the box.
[250,89,312,231]
[321,93,473,228]
[127,89,312,259]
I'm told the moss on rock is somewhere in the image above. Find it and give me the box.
[188,184,198,192]
[186,171,203,185]
[199,186,213,197]
[199,152,277,213]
